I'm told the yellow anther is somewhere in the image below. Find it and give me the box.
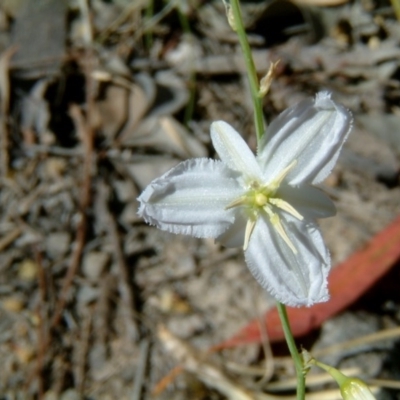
[225,196,246,210]
[243,218,256,250]
[269,198,303,221]
[269,160,297,192]
[270,213,297,254]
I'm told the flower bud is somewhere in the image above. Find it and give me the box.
[258,61,279,98]
[222,0,237,31]
[306,353,377,400]
[340,378,376,400]
[302,351,376,400]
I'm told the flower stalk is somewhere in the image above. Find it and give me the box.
[277,302,306,400]
[228,0,265,142]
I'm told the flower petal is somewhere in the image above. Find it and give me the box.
[277,183,336,219]
[138,158,244,238]
[211,121,263,181]
[216,212,247,248]
[245,214,330,306]
[258,92,352,186]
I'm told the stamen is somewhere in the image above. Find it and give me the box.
[243,218,256,251]
[269,198,303,221]
[269,160,297,192]
[269,212,297,254]
[225,196,246,210]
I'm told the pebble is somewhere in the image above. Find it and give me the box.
[82,251,109,280]
[45,232,70,259]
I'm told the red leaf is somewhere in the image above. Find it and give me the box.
[212,215,400,350]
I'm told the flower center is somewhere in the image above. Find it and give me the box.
[225,160,303,252]
[254,192,268,207]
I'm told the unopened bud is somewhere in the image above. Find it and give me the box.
[302,350,376,400]
[258,60,279,98]
[340,378,376,400]
[222,0,237,31]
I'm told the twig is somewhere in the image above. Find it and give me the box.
[0,46,18,177]
[51,2,97,326]
[51,52,95,327]
[132,0,177,44]
[75,307,93,394]
[265,367,360,391]
[34,246,49,400]
[97,181,139,341]
[158,325,273,400]
[131,338,150,400]
[0,226,22,251]
[50,171,88,328]
[312,326,400,359]
[97,0,147,43]
[254,284,275,387]
[368,379,400,390]
[95,273,115,351]
[152,365,184,396]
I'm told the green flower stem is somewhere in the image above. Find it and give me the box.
[277,302,306,400]
[229,0,265,142]
[311,359,348,386]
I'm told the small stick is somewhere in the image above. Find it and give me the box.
[34,246,48,399]
[0,226,22,252]
[97,181,139,341]
[131,338,150,400]
[158,325,261,400]
[51,74,94,328]
[0,46,18,177]
[152,365,184,396]
[75,307,93,394]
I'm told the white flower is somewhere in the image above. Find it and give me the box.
[138,92,352,306]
